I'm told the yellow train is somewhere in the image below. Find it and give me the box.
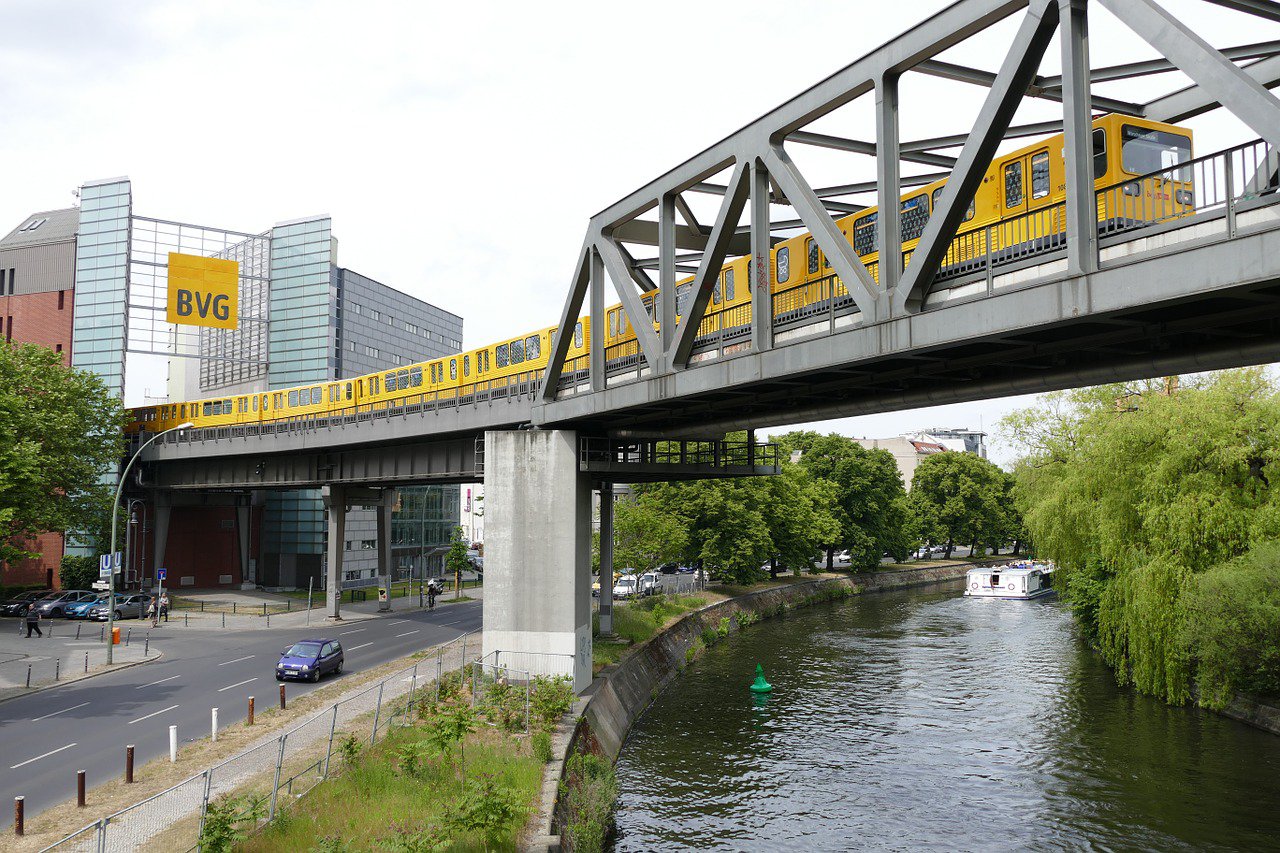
[128,114,1193,433]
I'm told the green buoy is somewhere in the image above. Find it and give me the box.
[749,663,773,694]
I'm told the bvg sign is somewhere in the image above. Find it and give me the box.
[166,253,239,330]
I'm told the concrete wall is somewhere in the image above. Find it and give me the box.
[483,430,592,692]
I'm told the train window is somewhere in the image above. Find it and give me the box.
[807,239,819,274]
[462,356,470,377]
[346,383,353,400]
[526,334,540,360]
[1121,125,1192,179]
[213,401,224,416]
[642,296,654,319]
[574,322,583,348]
[508,339,522,364]
[901,196,930,242]
[712,281,721,305]
[410,367,422,387]
[308,388,318,405]
[725,268,735,301]
[777,247,790,283]
[1093,128,1107,179]
[398,369,409,387]
[181,404,187,418]
[253,396,259,412]
[224,399,232,412]
[675,283,693,315]
[385,372,397,392]
[372,376,381,395]
[274,393,283,408]
[1031,151,1051,199]
[450,359,457,380]
[289,391,299,407]
[853,213,878,256]
[203,402,212,417]
[1004,161,1024,208]
[931,188,975,222]
[609,309,618,338]
[495,343,509,368]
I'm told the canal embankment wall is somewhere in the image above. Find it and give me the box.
[526,561,989,850]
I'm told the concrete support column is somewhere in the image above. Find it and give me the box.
[152,499,171,584]
[484,430,593,693]
[377,490,395,612]
[236,503,253,589]
[598,482,614,636]
[322,485,346,620]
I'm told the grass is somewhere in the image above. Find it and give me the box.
[239,725,543,852]
[592,592,710,672]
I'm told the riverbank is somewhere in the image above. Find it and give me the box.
[531,561,990,850]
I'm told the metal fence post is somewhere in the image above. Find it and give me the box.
[408,665,418,723]
[436,648,443,704]
[268,734,286,821]
[525,680,531,733]
[98,816,109,853]
[323,704,339,779]
[196,770,212,844]
[1225,152,1237,238]
[370,682,385,746]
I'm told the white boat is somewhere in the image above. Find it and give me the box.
[964,562,1054,599]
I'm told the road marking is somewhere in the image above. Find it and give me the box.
[31,702,88,722]
[217,678,257,693]
[347,642,374,651]
[338,628,365,635]
[395,630,419,638]
[127,705,180,725]
[387,620,408,625]
[218,655,255,666]
[137,674,181,689]
[10,742,77,769]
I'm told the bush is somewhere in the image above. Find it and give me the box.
[531,730,553,764]
[60,555,98,591]
[1183,542,1280,708]
[198,794,266,852]
[530,675,574,730]
[560,753,617,853]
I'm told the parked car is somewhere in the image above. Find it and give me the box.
[88,593,153,621]
[834,549,852,563]
[638,572,661,596]
[65,594,110,619]
[612,575,638,599]
[32,590,98,619]
[676,564,696,574]
[0,589,51,617]
[276,639,344,682]
[658,563,680,575]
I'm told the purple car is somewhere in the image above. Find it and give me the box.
[276,638,344,682]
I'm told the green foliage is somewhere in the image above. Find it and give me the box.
[715,616,731,639]
[909,450,1017,557]
[311,835,355,853]
[613,495,688,573]
[338,733,363,765]
[531,730,553,764]
[0,343,126,563]
[560,753,617,853]
[444,527,471,594]
[397,740,432,781]
[1005,369,1280,706]
[1182,542,1280,708]
[530,675,574,730]
[60,554,98,591]
[480,677,526,732]
[445,774,525,851]
[198,793,266,853]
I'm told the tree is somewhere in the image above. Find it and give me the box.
[612,495,688,573]
[0,343,126,567]
[445,526,471,599]
[60,554,98,590]
[909,451,1012,559]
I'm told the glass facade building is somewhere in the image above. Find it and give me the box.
[71,178,132,398]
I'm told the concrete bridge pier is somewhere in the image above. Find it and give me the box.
[322,485,346,620]
[483,429,593,693]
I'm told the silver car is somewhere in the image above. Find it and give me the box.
[88,594,154,621]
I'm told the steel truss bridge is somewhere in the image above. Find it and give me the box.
[144,0,1280,485]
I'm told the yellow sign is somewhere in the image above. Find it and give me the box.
[166,253,239,329]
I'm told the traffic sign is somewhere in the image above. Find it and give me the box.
[99,566,112,579]
[157,568,167,581]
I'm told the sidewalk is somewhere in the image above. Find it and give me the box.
[0,620,160,701]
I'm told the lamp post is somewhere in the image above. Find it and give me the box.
[107,422,193,664]
[126,498,144,591]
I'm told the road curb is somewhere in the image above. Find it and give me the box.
[0,650,164,707]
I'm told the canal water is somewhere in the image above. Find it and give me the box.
[612,582,1280,851]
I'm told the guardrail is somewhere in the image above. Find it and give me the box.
[39,631,480,853]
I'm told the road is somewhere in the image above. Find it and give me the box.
[0,599,482,828]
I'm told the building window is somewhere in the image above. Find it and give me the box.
[57,290,65,310]
[55,343,62,354]
[370,309,380,322]
[349,302,361,315]
[406,323,418,335]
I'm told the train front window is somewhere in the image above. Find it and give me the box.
[1031,151,1051,200]
[1121,125,1192,179]
[1093,128,1107,179]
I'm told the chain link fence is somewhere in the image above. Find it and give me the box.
[39,631,479,853]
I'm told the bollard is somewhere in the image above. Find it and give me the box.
[77,770,86,807]
[76,624,81,640]
[99,625,104,642]
[85,652,89,673]
[184,613,188,627]
[14,796,23,836]
[125,745,135,783]
[247,696,255,726]
[212,707,219,742]
[266,613,270,628]
[55,659,60,681]
[144,636,149,656]
[25,665,31,688]
[279,684,286,710]
[232,602,237,615]
[263,603,267,616]
[169,725,177,763]
[125,628,132,646]
[221,612,225,628]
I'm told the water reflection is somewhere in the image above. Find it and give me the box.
[613,583,1280,851]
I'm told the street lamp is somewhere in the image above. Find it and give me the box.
[106,421,193,664]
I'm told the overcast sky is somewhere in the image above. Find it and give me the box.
[2,0,1273,466]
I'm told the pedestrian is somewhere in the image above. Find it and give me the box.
[159,592,170,623]
[427,583,437,610]
[24,607,42,638]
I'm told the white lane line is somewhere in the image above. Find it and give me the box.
[127,704,180,726]
[218,655,255,666]
[137,674,181,690]
[387,620,408,625]
[10,742,77,769]
[217,678,257,693]
[31,702,88,722]
[347,642,374,652]
[338,628,365,636]
[395,630,419,638]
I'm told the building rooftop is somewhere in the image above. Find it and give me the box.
[0,207,80,250]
